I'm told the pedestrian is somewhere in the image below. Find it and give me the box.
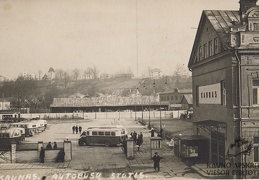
[136,132,143,151]
[152,152,161,171]
[133,131,137,143]
[157,132,162,138]
[56,149,65,163]
[79,126,82,134]
[39,147,45,163]
[75,125,79,134]
[53,142,57,149]
[150,128,155,137]
[159,128,164,139]
[46,142,52,149]
[72,126,75,134]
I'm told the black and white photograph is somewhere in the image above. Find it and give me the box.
[0,0,259,179]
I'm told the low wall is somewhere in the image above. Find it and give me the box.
[16,149,63,163]
[0,141,72,164]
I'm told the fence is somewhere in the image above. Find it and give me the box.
[0,110,186,120]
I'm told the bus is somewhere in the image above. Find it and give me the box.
[78,126,127,147]
[0,127,23,146]
[10,122,37,136]
[31,119,47,133]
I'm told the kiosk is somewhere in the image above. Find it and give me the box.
[150,137,162,159]
[174,135,209,163]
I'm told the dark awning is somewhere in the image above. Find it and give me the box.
[193,120,227,134]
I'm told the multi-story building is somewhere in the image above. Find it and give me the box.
[188,0,259,177]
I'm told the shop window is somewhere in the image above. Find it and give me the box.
[221,80,226,106]
[214,38,219,54]
[181,144,198,158]
[253,80,259,105]
[209,41,213,56]
[204,43,208,59]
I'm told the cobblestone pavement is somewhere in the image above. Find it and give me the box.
[0,118,203,179]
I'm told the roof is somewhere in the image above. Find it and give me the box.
[181,94,193,104]
[204,10,240,44]
[193,120,226,127]
[69,93,88,98]
[188,10,240,68]
[160,89,192,95]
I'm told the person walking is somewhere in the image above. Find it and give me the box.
[152,152,161,171]
[72,126,75,134]
[79,126,82,134]
[39,147,45,163]
[46,142,52,149]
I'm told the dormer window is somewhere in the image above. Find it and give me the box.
[247,9,259,31]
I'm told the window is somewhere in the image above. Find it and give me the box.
[171,96,174,100]
[221,80,226,106]
[98,131,104,136]
[214,38,218,54]
[92,131,97,136]
[105,132,110,136]
[111,132,115,136]
[253,80,259,105]
[196,85,199,106]
[199,46,203,60]
[209,41,213,56]
[204,43,208,59]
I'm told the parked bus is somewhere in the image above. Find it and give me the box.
[0,127,23,146]
[78,126,127,147]
[31,120,47,133]
[10,122,37,136]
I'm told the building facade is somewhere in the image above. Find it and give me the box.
[188,0,259,176]
[159,88,192,110]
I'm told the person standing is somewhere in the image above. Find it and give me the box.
[72,126,75,134]
[152,152,161,171]
[159,129,164,139]
[136,132,143,151]
[75,125,79,134]
[79,126,82,134]
[53,142,57,149]
[133,131,137,143]
[39,147,45,163]
[46,142,52,149]
[150,128,155,137]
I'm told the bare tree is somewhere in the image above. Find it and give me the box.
[48,67,55,80]
[72,68,80,81]
[86,67,92,79]
[92,65,99,79]
[63,72,70,88]
[38,70,42,80]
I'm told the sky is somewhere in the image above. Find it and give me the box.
[0,0,242,79]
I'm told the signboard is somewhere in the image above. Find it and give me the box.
[199,83,221,104]
[240,32,259,47]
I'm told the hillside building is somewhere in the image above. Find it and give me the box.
[187,0,259,177]
[159,88,192,110]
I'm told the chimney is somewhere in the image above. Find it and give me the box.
[239,0,257,18]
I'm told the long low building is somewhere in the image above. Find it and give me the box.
[50,95,167,113]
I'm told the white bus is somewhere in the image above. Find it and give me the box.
[78,126,127,147]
